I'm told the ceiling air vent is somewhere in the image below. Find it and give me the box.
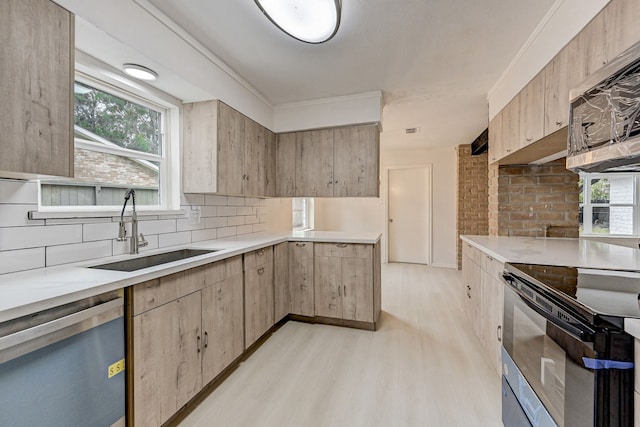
[404,127,419,134]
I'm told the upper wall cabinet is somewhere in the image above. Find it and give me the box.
[0,0,74,179]
[183,100,275,197]
[276,124,380,198]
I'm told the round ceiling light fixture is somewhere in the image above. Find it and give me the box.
[122,63,158,81]
[254,0,341,44]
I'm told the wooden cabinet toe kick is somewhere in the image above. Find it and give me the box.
[287,314,377,331]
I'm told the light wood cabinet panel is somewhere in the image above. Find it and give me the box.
[183,101,218,193]
[518,71,545,148]
[575,11,606,80]
[333,125,380,197]
[131,266,206,316]
[217,102,245,195]
[243,118,265,197]
[488,108,503,164]
[264,129,277,197]
[132,292,202,427]
[605,0,640,62]
[202,272,244,384]
[481,271,503,377]
[461,251,481,337]
[275,132,297,197]
[501,94,520,156]
[314,242,377,324]
[244,247,274,348]
[0,0,74,179]
[288,242,314,316]
[544,41,571,135]
[295,129,334,197]
[273,242,290,322]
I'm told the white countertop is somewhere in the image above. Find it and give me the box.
[461,235,640,339]
[0,231,381,323]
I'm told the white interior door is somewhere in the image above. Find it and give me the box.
[387,166,431,264]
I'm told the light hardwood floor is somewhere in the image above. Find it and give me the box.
[179,263,502,427]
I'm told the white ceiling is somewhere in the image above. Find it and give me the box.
[144,0,555,150]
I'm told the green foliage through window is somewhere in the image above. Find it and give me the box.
[74,82,161,155]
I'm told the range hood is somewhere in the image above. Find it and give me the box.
[567,41,640,173]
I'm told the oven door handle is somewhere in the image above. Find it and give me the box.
[518,293,596,342]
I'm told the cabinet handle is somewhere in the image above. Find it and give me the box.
[555,121,562,127]
[486,255,493,261]
[295,242,306,247]
[466,285,471,298]
[497,325,502,343]
[197,335,201,353]
[526,137,532,142]
[257,249,265,256]
[336,243,347,248]
[338,285,341,297]
[343,285,347,296]
[204,331,209,349]
[506,149,511,153]
[258,267,265,275]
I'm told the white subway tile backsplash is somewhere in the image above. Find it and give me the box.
[0,180,38,204]
[236,206,255,216]
[46,240,112,266]
[0,248,45,274]
[138,219,177,235]
[227,216,245,226]
[201,206,217,217]
[0,205,43,226]
[217,206,237,217]
[182,193,205,206]
[252,223,268,233]
[227,196,246,206]
[159,231,191,248]
[237,225,253,235]
[0,225,82,251]
[205,217,227,228]
[245,197,261,207]
[83,222,120,242]
[217,226,237,238]
[205,195,227,205]
[192,228,217,242]
[245,215,259,225]
[177,218,205,232]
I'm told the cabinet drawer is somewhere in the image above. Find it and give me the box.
[463,243,482,265]
[314,242,372,259]
[244,246,273,270]
[203,255,242,286]
[481,253,504,282]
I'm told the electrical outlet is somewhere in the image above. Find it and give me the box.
[190,206,202,225]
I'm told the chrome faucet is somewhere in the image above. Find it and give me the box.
[117,189,148,254]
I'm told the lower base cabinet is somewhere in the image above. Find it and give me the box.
[128,256,244,427]
[244,247,274,348]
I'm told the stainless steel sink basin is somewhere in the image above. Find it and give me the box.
[89,249,218,272]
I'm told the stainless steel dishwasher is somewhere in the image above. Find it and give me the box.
[0,290,125,427]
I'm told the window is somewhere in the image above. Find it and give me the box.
[292,198,314,231]
[38,70,180,212]
[579,173,639,235]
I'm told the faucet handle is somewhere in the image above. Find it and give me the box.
[117,221,127,241]
[138,233,149,247]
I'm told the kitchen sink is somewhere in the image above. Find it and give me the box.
[88,249,218,272]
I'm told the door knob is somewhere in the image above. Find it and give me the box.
[389,218,394,223]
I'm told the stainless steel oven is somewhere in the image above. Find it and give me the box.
[501,263,635,427]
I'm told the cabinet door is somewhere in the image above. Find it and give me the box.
[579,9,607,78]
[314,255,342,319]
[288,242,314,316]
[244,262,274,347]
[333,125,380,197]
[488,109,503,164]
[201,273,244,384]
[295,129,334,197]
[519,71,545,148]
[273,242,290,322]
[183,101,218,193]
[341,257,374,322]
[243,118,265,197]
[276,132,297,197]
[462,254,481,335]
[132,292,202,427]
[217,102,245,195]
[0,0,73,178]
[605,0,640,62]
[501,95,520,157]
[544,44,570,135]
[264,129,277,197]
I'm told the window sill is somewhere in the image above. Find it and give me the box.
[28,209,185,220]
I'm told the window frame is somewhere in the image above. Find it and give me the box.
[579,172,640,237]
[292,198,314,231]
[34,55,181,217]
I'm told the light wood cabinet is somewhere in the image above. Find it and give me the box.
[544,45,570,136]
[129,257,244,426]
[0,0,74,179]
[605,0,640,64]
[183,100,275,197]
[295,129,335,197]
[314,242,375,324]
[461,243,504,377]
[501,94,520,156]
[244,247,275,348]
[288,242,314,316]
[518,71,545,148]
[488,108,503,164]
[276,124,380,197]
[273,242,290,322]
[333,125,380,197]
[264,129,277,197]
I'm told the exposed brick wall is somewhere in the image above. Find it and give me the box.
[489,159,579,237]
[74,148,158,187]
[456,144,488,269]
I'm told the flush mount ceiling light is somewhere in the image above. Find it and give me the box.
[122,63,158,81]
[254,0,341,44]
